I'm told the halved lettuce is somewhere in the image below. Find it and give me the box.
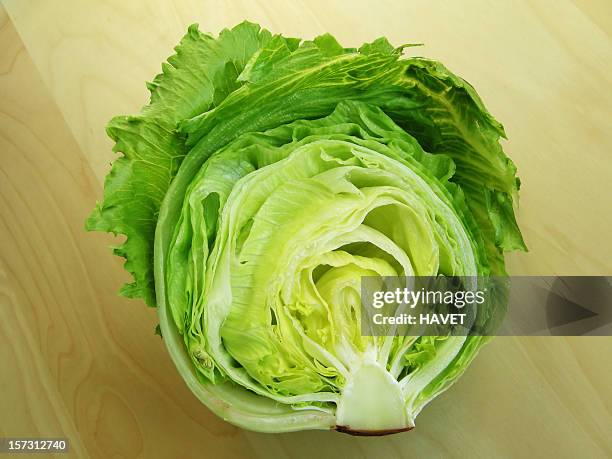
[87,22,525,434]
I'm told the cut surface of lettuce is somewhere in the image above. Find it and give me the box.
[88,22,525,434]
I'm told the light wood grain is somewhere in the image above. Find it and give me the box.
[1,1,611,458]
[0,7,254,459]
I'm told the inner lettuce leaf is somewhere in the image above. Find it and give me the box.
[87,22,525,434]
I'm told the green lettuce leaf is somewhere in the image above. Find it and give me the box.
[86,22,278,305]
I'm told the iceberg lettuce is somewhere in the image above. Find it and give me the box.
[87,22,524,434]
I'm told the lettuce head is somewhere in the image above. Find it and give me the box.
[87,22,525,434]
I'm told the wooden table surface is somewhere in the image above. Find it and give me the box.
[1,1,611,457]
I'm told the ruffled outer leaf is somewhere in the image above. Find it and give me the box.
[86,22,278,305]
